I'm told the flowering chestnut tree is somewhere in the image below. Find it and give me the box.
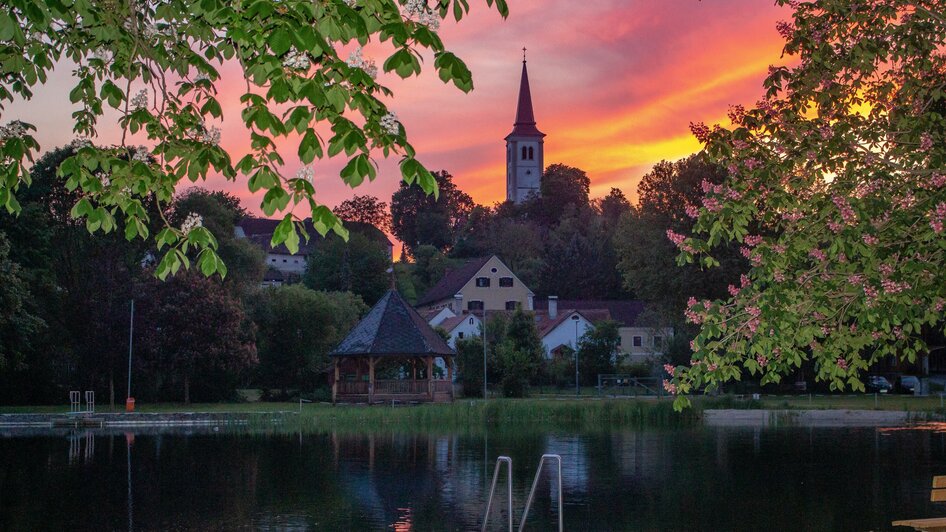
[667,0,946,409]
[0,0,506,278]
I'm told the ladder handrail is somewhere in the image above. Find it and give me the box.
[482,456,513,532]
[518,454,563,532]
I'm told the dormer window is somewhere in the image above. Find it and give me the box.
[475,277,490,287]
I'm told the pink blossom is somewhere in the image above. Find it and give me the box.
[663,364,675,376]
[934,299,946,312]
[776,20,794,39]
[756,355,768,367]
[773,270,786,282]
[685,204,700,218]
[701,179,714,194]
[932,173,946,188]
[666,229,685,245]
[663,380,677,394]
[702,196,722,212]
[920,133,933,151]
[728,284,740,297]
[772,244,786,254]
[744,235,763,247]
[690,122,711,143]
[871,331,883,340]
[740,274,751,287]
[809,248,826,261]
[744,157,761,170]
[707,363,718,372]
[863,234,879,246]
[689,340,697,352]
[836,358,848,370]
[832,194,856,224]
[728,104,746,124]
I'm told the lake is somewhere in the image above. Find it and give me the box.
[1,423,943,530]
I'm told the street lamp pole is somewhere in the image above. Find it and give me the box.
[572,314,580,396]
[483,309,488,400]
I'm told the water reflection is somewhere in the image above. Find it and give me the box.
[0,426,944,530]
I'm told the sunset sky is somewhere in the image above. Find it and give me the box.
[10,0,790,214]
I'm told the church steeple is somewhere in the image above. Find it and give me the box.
[505,50,545,204]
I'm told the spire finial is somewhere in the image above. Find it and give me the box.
[522,46,527,62]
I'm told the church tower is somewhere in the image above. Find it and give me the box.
[505,51,545,204]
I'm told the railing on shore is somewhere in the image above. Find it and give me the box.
[337,379,454,397]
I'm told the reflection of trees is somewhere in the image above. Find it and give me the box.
[1,426,941,530]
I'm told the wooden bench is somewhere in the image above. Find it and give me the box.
[893,476,946,531]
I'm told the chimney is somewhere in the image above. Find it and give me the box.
[454,293,463,314]
[548,296,558,319]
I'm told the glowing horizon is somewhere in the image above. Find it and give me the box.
[7,0,789,218]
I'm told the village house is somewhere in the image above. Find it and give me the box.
[416,254,671,362]
[235,216,393,286]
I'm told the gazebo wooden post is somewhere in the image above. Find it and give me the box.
[446,357,453,399]
[368,356,376,405]
[426,356,433,401]
[332,358,339,405]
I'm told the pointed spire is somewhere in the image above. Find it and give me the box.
[507,49,545,139]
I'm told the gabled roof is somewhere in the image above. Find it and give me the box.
[535,309,610,338]
[331,290,455,357]
[506,60,545,139]
[438,313,480,333]
[415,256,492,307]
[237,217,392,257]
[532,299,647,327]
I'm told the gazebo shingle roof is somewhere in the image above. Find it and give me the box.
[331,290,455,357]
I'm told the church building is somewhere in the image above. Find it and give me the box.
[505,52,546,204]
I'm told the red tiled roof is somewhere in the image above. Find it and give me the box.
[437,314,477,333]
[532,299,647,327]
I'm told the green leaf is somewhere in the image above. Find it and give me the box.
[269,28,292,56]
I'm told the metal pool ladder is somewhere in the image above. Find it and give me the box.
[481,454,563,532]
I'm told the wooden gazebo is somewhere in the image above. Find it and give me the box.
[330,290,456,404]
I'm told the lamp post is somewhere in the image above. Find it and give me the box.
[482,309,488,400]
[571,314,580,396]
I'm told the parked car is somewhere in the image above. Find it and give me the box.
[866,375,893,394]
[897,375,920,394]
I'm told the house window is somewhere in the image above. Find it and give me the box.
[458,332,464,339]
[527,146,534,160]
[469,317,474,325]
[521,146,527,160]
[476,277,490,287]
[499,277,513,287]
[468,301,484,311]
[505,301,518,310]
[653,336,663,347]
[283,259,287,263]
[633,336,643,347]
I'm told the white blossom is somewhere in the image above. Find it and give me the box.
[295,166,315,183]
[403,0,441,30]
[90,47,111,62]
[181,212,203,234]
[100,174,111,188]
[194,73,211,83]
[282,48,311,71]
[417,9,441,30]
[343,0,357,6]
[379,112,400,136]
[132,146,150,162]
[346,47,379,79]
[201,126,221,146]
[130,89,148,110]
[0,121,27,140]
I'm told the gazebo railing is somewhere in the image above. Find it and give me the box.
[338,381,369,395]
[374,380,428,395]
[433,380,453,393]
